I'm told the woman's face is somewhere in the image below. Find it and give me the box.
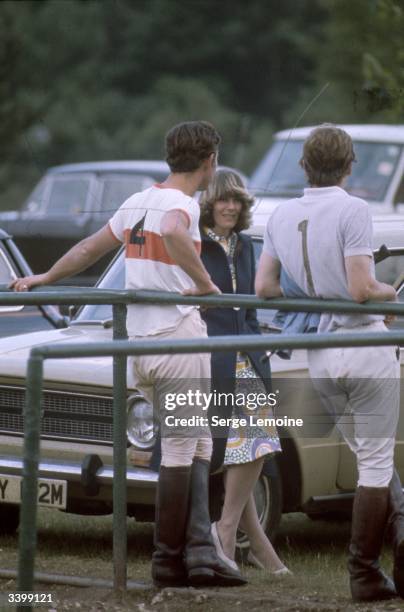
[212,197,242,236]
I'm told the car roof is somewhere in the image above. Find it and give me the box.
[275,125,404,144]
[44,161,248,183]
[46,160,170,174]
[44,161,249,188]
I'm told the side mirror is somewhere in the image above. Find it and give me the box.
[374,244,391,264]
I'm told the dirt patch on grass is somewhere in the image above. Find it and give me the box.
[2,580,403,612]
[1,511,404,611]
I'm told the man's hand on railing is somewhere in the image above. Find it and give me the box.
[182,280,221,297]
[384,292,399,327]
[9,274,48,292]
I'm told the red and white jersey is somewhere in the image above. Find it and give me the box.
[108,184,201,336]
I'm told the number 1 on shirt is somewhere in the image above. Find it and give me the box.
[298,219,316,297]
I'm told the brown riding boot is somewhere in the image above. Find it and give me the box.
[152,465,191,588]
[184,458,247,587]
[348,486,397,601]
[388,470,404,598]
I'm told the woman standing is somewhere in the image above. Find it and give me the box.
[199,170,289,574]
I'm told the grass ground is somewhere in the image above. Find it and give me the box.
[0,510,403,611]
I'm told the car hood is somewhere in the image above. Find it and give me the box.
[0,325,129,388]
[251,196,286,225]
[0,323,309,386]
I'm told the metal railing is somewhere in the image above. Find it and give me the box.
[1,286,404,609]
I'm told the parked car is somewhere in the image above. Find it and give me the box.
[250,125,404,225]
[0,217,403,543]
[0,161,169,285]
[0,228,66,337]
[0,162,247,286]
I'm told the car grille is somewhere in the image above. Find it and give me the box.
[0,385,113,444]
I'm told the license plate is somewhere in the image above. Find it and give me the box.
[0,475,67,509]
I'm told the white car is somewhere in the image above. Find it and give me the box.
[250,125,404,225]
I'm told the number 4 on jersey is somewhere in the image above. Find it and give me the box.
[130,213,147,255]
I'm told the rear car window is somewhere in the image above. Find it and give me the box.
[99,173,154,214]
[47,176,91,214]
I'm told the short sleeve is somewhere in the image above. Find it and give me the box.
[262,216,279,259]
[342,203,373,257]
[108,206,127,243]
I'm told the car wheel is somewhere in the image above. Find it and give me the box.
[0,503,19,535]
[236,460,282,551]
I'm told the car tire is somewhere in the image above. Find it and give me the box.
[236,459,282,551]
[0,503,19,535]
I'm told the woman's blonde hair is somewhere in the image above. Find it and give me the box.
[199,169,254,232]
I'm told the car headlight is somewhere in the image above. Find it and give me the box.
[126,394,156,450]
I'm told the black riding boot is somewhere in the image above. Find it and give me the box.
[184,458,247,587]
[348,486,397,601]
[152,465,191,588]
[388,470,404,598]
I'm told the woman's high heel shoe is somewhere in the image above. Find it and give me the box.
[247,551,292,575]
[211,522,239,571]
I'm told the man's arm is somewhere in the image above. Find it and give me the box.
[255,252,283,298]
[10,224,120,291]
[160,209,219,295]
[345,255,397,302]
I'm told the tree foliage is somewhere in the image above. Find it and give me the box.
[286,0,404,125]
[0,0,326,208]
[2,0,404,211]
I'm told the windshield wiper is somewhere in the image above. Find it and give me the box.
[69,319,109,327]
[259,321,282,333]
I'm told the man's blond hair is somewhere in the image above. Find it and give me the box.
[300,124,356,187]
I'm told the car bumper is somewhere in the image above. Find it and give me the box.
[0,454,158,488]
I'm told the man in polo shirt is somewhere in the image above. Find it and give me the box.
[255,124,404,602]
[12,121,246,588]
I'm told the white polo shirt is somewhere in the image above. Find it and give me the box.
[263,186,383,332]
[109,184,201,336]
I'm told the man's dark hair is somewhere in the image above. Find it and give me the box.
[165,121,221,173]
[300,124,356,187]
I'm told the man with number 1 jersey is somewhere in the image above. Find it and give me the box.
[255,124,404,602]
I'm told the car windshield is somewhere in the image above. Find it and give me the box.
[0,249,16,284]
[249,139,402,202]
[0,248,24,313]
[75,252,125,322]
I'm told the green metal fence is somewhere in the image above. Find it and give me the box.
[1,287,404,609]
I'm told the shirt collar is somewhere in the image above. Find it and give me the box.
[303,186,347,197]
